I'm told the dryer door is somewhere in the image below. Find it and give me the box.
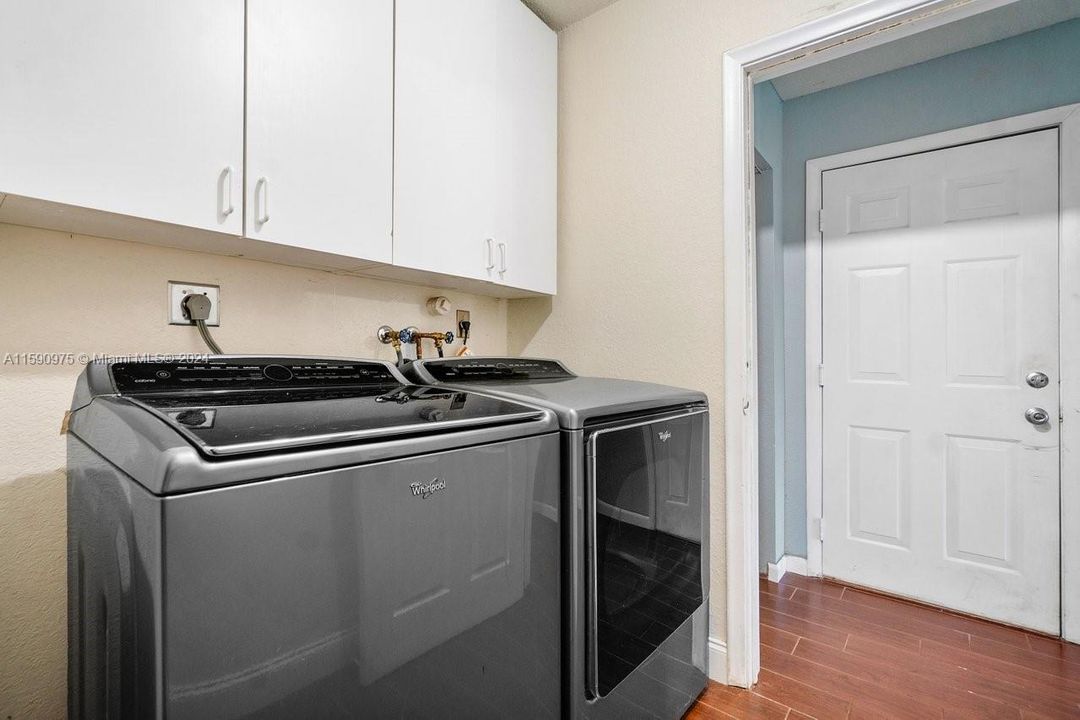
[585,407,707,699]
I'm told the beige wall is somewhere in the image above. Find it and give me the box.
[1,0,867,714]
[508,0,861,643]
[0,223,507,717]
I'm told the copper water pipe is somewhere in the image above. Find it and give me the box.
[414,331,455,358]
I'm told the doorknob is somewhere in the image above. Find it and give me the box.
[1026,371,1050,389]
[1025,407,1050,426]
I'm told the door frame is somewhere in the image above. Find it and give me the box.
[722,0,1077,688]
[803,104,1080,637]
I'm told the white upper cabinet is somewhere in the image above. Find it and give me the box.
[0,0,244,234]
[495,0,558,294]
[246,0,393,262]
[1,0,553,296]
[394,0,557,294]
[393,0,498,282]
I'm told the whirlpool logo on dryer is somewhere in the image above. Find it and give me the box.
[410,477,446,499]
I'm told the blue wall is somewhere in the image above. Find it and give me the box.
[754,81,786,573]
[776,18,1080,558]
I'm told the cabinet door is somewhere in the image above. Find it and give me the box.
[246,0,393,262]
[394,0,497,281]
[495,0,558,294]
[0,0,244,234]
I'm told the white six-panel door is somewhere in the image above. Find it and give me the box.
[246,0,394,262]
[821,130,1061,633]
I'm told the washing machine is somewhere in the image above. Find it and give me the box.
[66,356,562,719]
[406,357,709,720]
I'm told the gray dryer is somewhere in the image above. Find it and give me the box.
[407,357,709,720]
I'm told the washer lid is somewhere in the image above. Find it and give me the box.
[102,358,547,456]
[130,385,544,456]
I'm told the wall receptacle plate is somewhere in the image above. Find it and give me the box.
[168,281,220,326]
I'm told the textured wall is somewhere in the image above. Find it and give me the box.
[506,0,863,643]
[0,223,507,717]
[780,17,1080,559]
[1,1,877,710]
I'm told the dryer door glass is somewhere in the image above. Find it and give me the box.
[585,408,707,698]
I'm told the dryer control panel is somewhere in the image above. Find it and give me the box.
[422,358,575,383]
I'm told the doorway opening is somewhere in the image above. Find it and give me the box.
[728,0,1080,689]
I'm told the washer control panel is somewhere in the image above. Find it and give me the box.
[110,359,399,394]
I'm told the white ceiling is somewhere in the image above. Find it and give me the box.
[523,0,621,30]
[771,0,1080,100]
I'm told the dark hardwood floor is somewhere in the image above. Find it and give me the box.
[685,574,1080,719]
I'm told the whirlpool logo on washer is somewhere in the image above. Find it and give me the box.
[410,478,446,499]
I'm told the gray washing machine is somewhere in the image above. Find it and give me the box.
[406,358,709,720]
[66,356,562,720]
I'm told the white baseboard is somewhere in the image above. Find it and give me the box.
[707,636,727,682]
[766,554,808,583]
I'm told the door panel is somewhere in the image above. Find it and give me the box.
[946,257,1018,384]
[945,435,1016,568]
[246,0,393,261]
[821,129,1060,634]
[847,426,909,548]
[848,266,910,382]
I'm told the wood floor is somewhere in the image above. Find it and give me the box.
[684,574,1080,719]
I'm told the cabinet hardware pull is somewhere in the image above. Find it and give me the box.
[485,238,496,270]
[255,177,270,225]
[220,167,234,217]
[498,242,507,273]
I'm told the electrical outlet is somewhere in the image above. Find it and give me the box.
[168,281,220,326]
[456,309,470,339]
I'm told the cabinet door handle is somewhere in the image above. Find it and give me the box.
[485,238,496,270]
[498,242,507,274]
[219,167,235,217]
[255,177,270,225]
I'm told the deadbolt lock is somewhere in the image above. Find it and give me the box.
[1026,371,1050,389]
